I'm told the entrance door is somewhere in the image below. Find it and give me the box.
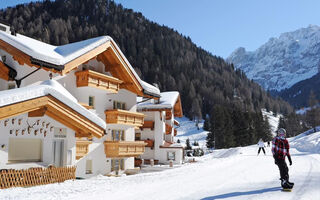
[53,140,64,167]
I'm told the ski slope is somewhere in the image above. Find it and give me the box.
[1,132,319,200]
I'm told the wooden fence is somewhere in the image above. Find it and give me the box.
[0,166,76,189]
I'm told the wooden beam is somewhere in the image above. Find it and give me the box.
[174,95,183,117]
[62,42,110,75]
[46,95,104,138]
[0,40,60,74]
[28,107,47,117]
[0,95,104,138]
[0,96,48,121]
[0,61,9,81]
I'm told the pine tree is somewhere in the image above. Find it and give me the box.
[185,138,192,150]
[306,90,320,130]
[203,116,210,131]
[206,132,215,149]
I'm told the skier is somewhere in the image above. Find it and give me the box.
[257,138,266,155]
[267,141,270,147]
[272,128,294,189]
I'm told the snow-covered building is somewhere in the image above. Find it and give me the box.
[0,23,160,178]
[136,92,184,165]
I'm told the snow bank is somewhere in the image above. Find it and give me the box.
[290,131,320,153]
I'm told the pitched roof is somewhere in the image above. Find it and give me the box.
[0,80,106,137]
[137,91,179,109]
[0,30,160,98]
[137,91,183,117]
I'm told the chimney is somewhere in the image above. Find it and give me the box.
[0,22,11,34]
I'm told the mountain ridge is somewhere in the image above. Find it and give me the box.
[227,25,320,91]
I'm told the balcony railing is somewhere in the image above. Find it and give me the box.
[76,140,92,160]
[75,70,123,93]
[165,123,172,135]
[140,120,154,130]
[104,141,147,157]
[105,109,144,127]
[165,110,172,120]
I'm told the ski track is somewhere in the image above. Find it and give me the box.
[291,155,313,200]
[0,147,319,199]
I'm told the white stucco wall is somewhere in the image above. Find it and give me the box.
[0,54,141,175]
[75,136,109,178]
[0,113,76,169]
[158,148,183,165]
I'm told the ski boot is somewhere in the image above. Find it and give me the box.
[281,179,293,189]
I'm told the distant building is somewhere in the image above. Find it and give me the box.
[136,92,184,165]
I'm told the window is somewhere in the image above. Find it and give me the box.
[113,101,126,110]
[111,159,124,171]
[86,160,93,174]
[111,130,125,141]
[8,138,42,162]
[88,96,95,108]
[135,132,141,141]
[167,152,176,161]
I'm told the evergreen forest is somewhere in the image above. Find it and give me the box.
[0,0,303,148]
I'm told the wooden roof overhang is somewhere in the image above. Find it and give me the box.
[0,95,105,138]
[0,38,160,99]
[138,108,172,112]
[0,61,9,81]
[173,95,183,117]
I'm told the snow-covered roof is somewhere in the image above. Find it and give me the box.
[0,80,106,129]
[0,30,160,98]
[137,91,180,110]
[0,31,109,66]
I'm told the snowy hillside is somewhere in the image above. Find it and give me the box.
[174,111,279,148]
[1,131,320,200]
[174,117,209,148]
[262,109,280,136]
[227,25,320,91]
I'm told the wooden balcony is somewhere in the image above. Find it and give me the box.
[165,110,172,120]
[140,120,154,130]
[174,128,177,136]
[105,109,144,127]
[104,141,147,157]
[165,123,173,135]
[75,70,123,93]
[76,140,92,160]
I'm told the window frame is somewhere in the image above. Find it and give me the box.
[167,151,176,161]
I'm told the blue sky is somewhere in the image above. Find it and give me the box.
[2,0,320,58]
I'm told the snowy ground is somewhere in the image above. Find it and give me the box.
[1,131,320,200]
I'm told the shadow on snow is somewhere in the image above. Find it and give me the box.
[200,186,281,200]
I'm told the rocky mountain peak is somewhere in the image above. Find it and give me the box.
[227,25,320,91]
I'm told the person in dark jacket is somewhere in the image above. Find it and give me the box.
[272,128,294,189]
